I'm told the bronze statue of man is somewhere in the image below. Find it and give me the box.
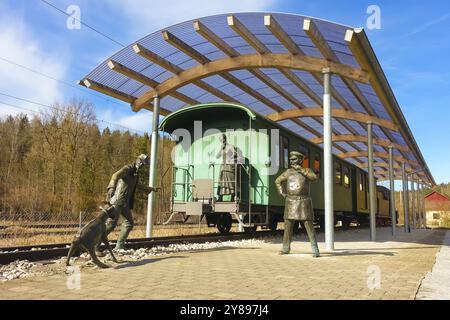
[216,134,240,201]
[99,154,157,253]
[275,151,320,257]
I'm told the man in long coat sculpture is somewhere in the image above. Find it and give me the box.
[275,151,320,257]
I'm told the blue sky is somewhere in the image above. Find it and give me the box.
[0,0,449,183]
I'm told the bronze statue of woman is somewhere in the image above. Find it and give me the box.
[216,134,240,202]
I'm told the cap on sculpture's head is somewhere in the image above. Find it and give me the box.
[289,151,305,160]
[136,154,149,167]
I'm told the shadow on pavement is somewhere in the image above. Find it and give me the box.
[113,255,186,269]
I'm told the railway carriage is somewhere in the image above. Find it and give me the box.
[160,102,391,233]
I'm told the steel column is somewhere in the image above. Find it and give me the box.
[146,96,160,238]
[402,163,410,233]
[388,146,396,236]
[323,68,334,251]
[411,177,416,230]
[418,183,423,229]
[367,122,376,241]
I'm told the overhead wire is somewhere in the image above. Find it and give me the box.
[0,92,147,134]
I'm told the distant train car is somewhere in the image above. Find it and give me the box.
[160,102,391,233]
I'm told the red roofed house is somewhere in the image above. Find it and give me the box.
[425,191,450,228]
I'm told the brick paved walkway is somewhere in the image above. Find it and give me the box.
[0,227,446,300]
[416,230,450,300]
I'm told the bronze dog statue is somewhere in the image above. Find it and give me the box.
[66,205,119,268]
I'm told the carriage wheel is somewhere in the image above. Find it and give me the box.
[217,213,232,234]
[268,214,278,231]
[244,225,257,236]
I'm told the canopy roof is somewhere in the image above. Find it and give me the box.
[80,12,434,185]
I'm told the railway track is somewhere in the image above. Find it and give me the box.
[0,230,282,265]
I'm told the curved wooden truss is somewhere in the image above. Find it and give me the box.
[131,53,369,110]
[310,135,410,152]
[338,151,420,168]
[267,108,398,131]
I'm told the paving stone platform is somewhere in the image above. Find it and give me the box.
[0,227,447,300]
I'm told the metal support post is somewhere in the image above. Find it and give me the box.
[402,163,410,233]
[323,68,334,251]
[367,121,376,241]
[388,146,396,236]
[411,177,416,230]
[146,96,160,238]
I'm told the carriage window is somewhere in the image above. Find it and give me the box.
[335,162,342,185]
[313,152,321,178]
[280,136,289,169]
[343,166,350,188]
[298,143,309,168]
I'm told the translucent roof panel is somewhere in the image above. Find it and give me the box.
[81,12,434,185]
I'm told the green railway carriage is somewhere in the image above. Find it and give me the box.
[160,102,390,233]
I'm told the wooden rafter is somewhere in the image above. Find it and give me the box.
[132,45,239,108]
[338,151,420,167]
[161,26,323,138]
[345,28,433,183]
[310,134,410,152]
[83,79,135,104]
[107,60,197,114]
[303,18,395,155]
[228,14,360,158]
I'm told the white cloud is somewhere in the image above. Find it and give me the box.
[104,0,278,33]
[98,108,153,134]
[0,4,66,118]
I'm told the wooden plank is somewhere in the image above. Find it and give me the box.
[303,19,338,62]
[162,30,210,64]
[133,43,182,74]
[194,20,239,57]
[228,15,269,55]
[267,108,399,131]
[265,14,303,55]
[108,60,159,88]
[83,79,135,104]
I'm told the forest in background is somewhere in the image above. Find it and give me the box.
[0,100,173,224]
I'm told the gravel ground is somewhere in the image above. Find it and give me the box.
[0,239,266,282]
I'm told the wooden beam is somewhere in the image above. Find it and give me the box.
[194,20,239,57]
[133,43,182,74]
[228,15,269,55]
[338,151,420,167]
[133,44,238,106]
[133,53,369,109]
[303,19,338,61]
[108,60,159,88]
[265,14,303,55]
[267,108,398,131]
[359,162,414,171]
[310,134,410,152]
[83,79,135,104]
[162,30,210,64]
